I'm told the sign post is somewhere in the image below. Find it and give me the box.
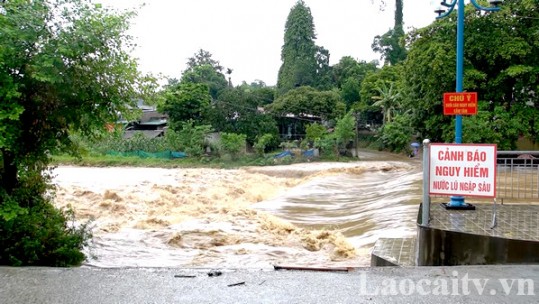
[443,92,478,116]
[441,92,479,209]
[429,144,497,208]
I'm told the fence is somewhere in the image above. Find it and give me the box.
[496,151,539,203]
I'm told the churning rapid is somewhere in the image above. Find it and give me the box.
[53,150,422,268]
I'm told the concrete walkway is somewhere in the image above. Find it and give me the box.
[1,265,538,303]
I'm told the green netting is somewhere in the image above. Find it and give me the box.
[105,150,187,159]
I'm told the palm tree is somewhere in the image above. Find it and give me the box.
[372,82,401,124]
[226,68,233,87]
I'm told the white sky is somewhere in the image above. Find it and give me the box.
[96,0,438,86]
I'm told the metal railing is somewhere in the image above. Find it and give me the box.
[496,151,539,203]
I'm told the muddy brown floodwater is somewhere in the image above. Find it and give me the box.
[53,150,423,269]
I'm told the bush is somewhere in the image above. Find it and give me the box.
[220,133,247,160]
[315,135,338,157]
[334,112,356,148]
[0,170,90,266]
[305,123,326,143]
[176,121,212,157]
[378,114,413,152]
[253,134,274,156]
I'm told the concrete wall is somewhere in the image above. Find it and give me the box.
[417,224,539,266]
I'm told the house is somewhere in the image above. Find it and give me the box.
[123,100,168,139]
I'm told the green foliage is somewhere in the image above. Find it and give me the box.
[74,122,212,158]
[371,82,402,123]
[91,130,166,154]
[399,0,539,147]
[220,133,247,160]
[237,81,276,106]
[378,114,413,152]
[254,134,275,156]
[462,103,529,150]
[0,171,90,266]
[315,136,338,157]
[209,87,279,145]
[277,0,328,95]
[181,49,228,99]
[158,82,212,129]
[181,65,228,100]
[332,57,378,110]
[0,0,145,265]
[269,86,346,121]
[175,121,212,157]
[315,46,334,90]
[372,27,407,66]
[333,112,356,147]
[305,123,327,142]
[186,49,224,72]
[333,57,378,88]
[0,201,89,266]
[372,0,406,65]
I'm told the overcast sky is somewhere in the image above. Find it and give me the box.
[96,0,438,86]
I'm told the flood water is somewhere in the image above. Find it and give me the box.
[254,167,422,249]
[53,150,423,268]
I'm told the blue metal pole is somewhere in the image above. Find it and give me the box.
[449,0,466,207]
[455,0,464,144]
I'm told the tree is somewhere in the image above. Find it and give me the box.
[269,86,345,122]
[401,0,539,149]
[182,50,228,99]
[333,112,356,148]
[333,57,378,88]
[332,56,378,109]
[371,82,401,123]
[237,81,276,106]
[208,87,278,145]
[358,65,401,125]
[372,0,407,65]
[305,123,327,142]
[253,133,275,156]
[175,120,212,157]
[315,46,334,90]
[181,64,228,100]
[0,0,145,265]
[277,0,320,95]
[186,49,223,72]
[158,82,212,130]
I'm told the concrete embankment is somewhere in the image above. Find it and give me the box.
[1,265,538,303]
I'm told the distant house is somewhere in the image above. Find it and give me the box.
[123,100,168,139]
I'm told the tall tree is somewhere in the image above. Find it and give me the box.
[276,0,319,95]
[315,46,334,90]
[181,50,228,99]
[186,49,223,72]
[371,0,407,65]
[0,0,145,265]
